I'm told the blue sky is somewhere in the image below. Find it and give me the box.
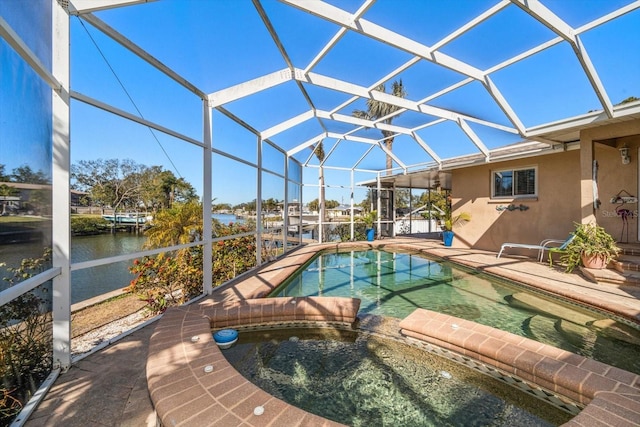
[1,0,639,206]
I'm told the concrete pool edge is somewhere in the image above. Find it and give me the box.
[146,240,640,426]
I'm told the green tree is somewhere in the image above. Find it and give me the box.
[233,199,256,214]
[129,201,204,313]
[308,198,339,212]
[262,198,280,213]
[212,202,232,212]
[0,184,18,197]
[71,159,142,213]
[137,167,197,212]
[144,201,202,248]
[128,203,260,313]
[211,222,258,285]
[617,96,639,105]
[325,199,340,209]
[353,80,407,175]
[417,189,449,221]
[358,189,374,212]
[128,249,202,314]
[0,165,9,182]
[72,159,196,214]
[10,165,49,184]
[395,188,411,210]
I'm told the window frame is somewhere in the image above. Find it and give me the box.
[491,166,538,199]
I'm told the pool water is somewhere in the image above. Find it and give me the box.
[270,249,640,374]
[223,328,573,427]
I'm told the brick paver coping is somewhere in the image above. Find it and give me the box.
[147,296,360,427]
[147,240,640,426]
[399,309,640,426]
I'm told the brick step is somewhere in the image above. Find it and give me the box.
[618,244,640,257]
[578,246,640,285]
[581,263,640,286]
[613,254,640,273]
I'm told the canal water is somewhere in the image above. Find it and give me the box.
[1,234,146,304]
[70,234,147,303]
[1,214,243,304]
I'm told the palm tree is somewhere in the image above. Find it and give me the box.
[311,143,326,230]
[144,201,203,249]
[353,80,407,175]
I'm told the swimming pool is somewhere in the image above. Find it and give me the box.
[223,328,572,426]
[270,249,640,374]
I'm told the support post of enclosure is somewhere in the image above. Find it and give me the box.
[579,136,596,224]
[256,137,263,266]
[376,174,382,239]
[350,169,354,241]
[52,0,72,370]
[203,102,213,294]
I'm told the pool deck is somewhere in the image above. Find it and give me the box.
[24,237,640,426]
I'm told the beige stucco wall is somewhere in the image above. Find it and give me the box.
[450,150,581,252]
[449,119,640,252]
[594,135,639,243]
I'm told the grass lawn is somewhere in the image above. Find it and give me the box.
[0,216,46,224]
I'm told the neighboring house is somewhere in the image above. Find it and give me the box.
[0,195,20,215]
[71,190,91,207]
[0,183,92,215]
[327,205,362,219]
[0,182,52,215]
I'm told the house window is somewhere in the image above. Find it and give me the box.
[492,167,536,198]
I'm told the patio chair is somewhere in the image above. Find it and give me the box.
[496,234,575,262]
[547,234,576,266]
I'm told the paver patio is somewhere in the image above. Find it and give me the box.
[25,238,640,426]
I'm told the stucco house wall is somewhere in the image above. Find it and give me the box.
[448,122,640,252]
[595,134,640,243]
[449,150,581,252]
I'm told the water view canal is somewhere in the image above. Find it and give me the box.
[1,234,146,304]
[1,213,244,304]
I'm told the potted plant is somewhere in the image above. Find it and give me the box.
[442,212,471,247]
[360,210,377,242]
[560,222,620,272]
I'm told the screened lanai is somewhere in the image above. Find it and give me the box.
[1,0,640,423]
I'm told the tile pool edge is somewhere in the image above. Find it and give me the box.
[399,309,640,426]
[147,241,640,426]
[398,242,640,327]
[147,296,359,427]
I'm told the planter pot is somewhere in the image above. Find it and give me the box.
[366,228,375,242]
[443,230,454,247]
[581,253,608,269]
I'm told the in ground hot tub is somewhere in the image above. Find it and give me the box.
[221,327,573,426]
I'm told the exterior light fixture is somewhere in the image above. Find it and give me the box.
[620,145,630,165]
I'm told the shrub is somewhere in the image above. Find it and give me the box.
[561,222,620,272]
[0,248,52,424]
[212,222,258,285]
[330,223,366,241]
[128,220,260,313]
[70,216,110,235]
[127,248,203,315]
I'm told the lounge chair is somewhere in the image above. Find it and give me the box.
[547,234,576,266]
[496,235,575,262]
